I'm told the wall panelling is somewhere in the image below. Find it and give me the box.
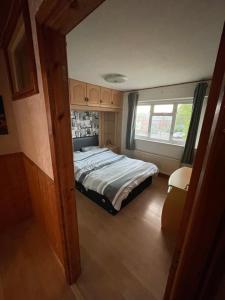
[23,154,64,263]
[0,153,31,231]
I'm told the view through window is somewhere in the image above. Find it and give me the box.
[135,101,192,145]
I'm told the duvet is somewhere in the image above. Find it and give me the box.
[73,148,158,211]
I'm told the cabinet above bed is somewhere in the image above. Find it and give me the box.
[69,79,122,112]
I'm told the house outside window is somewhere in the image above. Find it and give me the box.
[135,100,193,146]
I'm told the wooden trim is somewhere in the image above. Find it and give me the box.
[36,0,106,35]
[114,112,118,146]
[164,24,225,300]
[0,151,22,159]
[98,112,103,146]
[198,211,225,299]
[100,111,105,146]
[36,0,105,284]
[70,104,120,112]
[8,86,39,101]
[36,23,81,284]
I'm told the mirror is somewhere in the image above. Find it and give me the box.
[6,1,38,100]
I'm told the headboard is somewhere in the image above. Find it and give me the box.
[72,135,99,151]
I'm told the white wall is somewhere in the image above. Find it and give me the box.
[10,0,54,179]
[121,82,210,175]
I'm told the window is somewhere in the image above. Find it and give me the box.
[135,101,192,146]
[135,105,151,136]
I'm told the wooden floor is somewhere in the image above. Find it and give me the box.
[0,176,174,300]
[0,220,75,300]
[73,176,175,300]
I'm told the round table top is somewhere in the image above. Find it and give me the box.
[168,167,192,190]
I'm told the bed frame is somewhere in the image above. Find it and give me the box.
[76,176,152,215]
[73,135,152,214]
[72,135,99,151]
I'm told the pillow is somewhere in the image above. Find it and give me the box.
[81,146,99,152]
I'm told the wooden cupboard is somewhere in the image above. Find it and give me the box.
[69,79,122,111]
[100,87,112,107]
[69,79,123,153]
[111,90,121,108]
[69,80,86,106]
[99,111,122,153]
[86,83,101,106]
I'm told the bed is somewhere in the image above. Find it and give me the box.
[73,136,158,214]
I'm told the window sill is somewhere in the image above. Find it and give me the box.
[135,136,185,148]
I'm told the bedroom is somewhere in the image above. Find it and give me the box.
[0,0,225,300]
[65,0,223,299]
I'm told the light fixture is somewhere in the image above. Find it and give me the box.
[103,73,128,83]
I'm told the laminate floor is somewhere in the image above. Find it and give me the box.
[0,220,75,300]
[0,176,174,300]
[73,176,175,300]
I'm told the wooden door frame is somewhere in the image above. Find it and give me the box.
[36,0,106,284]
[36,1,225,298]
[164,24,225,299]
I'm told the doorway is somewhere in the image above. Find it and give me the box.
[36,1,225,299]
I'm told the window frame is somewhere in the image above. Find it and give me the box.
[135,99,193,146]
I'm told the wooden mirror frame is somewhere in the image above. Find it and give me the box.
[4,0,38,100]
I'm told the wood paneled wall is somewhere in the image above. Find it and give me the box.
[23,154,64,264]
[0,152,64,265]
[103,112,115,145]
[0,153,31,231]
[99,111,122,149]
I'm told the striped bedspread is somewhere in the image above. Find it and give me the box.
[73,148,158,211]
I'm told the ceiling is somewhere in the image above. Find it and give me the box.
[66,0,225,91]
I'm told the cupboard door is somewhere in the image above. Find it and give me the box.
[69,79,87,106]
[86,83,100,106]
[100,87,112,107]
[112,90,122,108]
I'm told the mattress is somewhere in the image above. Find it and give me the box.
[73,148,158,211]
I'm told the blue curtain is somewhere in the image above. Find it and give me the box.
[126,92,139,150]
[181,82,208,164]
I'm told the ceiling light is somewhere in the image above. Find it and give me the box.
[103,73,128,83]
